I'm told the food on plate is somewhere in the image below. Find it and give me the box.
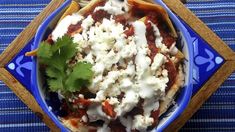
[29,0,185,131]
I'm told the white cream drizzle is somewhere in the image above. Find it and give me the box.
[52,13,83,41]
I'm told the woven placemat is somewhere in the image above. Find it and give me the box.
[0,0,235,131]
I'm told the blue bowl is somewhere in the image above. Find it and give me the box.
[31,0,194,131]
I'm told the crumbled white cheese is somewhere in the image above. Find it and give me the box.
[121,61,135,77]
[120,39,137,58]
[89,76,102,93]
[93,63,105,75]
[108,97,120,105]
[102,50,121,70]
[161,44,169,53]
[52,14,83,41]
[120,78,133,89]
[116,90,139,116]
[87,104,110,122]
[132,115,154,131]
[162,69,168,77]
[143,99,160,117]
[78,94,84,99]
[83,52,94,64]
[94,0,129,15]
[100,71,120,90]
[120,116,132,132]
[81,15,94,31]
[151,53,165,72]
[81,115,88,123]
[105,83,121,97]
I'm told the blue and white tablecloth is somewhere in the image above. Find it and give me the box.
[0,0,234,131]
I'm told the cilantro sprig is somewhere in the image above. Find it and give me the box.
[37,35,93,93]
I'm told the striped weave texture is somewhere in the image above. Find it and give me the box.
[0,0,234,131]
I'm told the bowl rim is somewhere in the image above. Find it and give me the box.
[155,0,193,131]
[32,0,72,131]
[31,0,193,131]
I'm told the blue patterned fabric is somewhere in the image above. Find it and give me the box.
[0,1,50,131]
[181,0,235,131]
[0,0,234,131]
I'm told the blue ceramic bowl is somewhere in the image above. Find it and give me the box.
[32,0,194,131]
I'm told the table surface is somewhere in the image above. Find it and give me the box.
[0,0,235,131]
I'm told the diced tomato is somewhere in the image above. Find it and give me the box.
[124,26,134,37]
[70,118,79,128]
[73,98,91,107]
[102,100,116,118]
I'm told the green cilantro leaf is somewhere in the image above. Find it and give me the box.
[45,67,62,78]
[48,78,64,92]
[37,42,52,58]
[37,35,93,94]
[65,62,93,92]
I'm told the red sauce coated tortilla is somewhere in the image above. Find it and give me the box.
[67,21,82,35]
[150,109,160,128]
[161,30,175,48]
[165,58,177,91]
[146,14,176,48]
[145,20,159,61]
[92,10,111,22]
[124,26,134,37]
